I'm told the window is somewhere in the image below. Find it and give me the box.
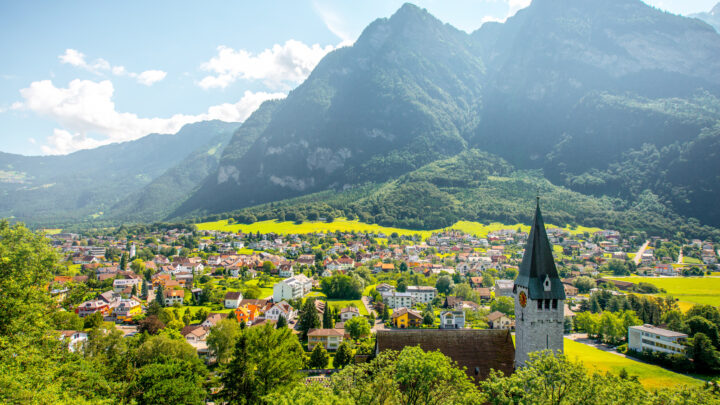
[544,299,550,310]
[551,299,557,309]
[537,300,543,310]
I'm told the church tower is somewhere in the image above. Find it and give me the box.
[514,197,566,367]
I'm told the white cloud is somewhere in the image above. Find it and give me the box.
[15,79,284,155]
[198,40,340,90]
[507,0,532,17]
[59,48,167,86]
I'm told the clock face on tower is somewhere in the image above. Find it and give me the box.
[519,291,527,308]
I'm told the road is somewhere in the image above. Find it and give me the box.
[633,240,650,266]
[677,248,683,265]
[361,296,387,332]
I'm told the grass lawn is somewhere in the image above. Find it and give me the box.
[608,276,720,307]
[682,257,704,265]
[196,218,603,240]
[563,339,701,389]
[304,295,369,316]
[41,228,62,235]
[184,305,233,315]
[245,279,275,299]
[363,284,377,296]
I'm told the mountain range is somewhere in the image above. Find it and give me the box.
[691,2,720,32]
[2,0,720,237]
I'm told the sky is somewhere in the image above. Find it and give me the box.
[0,0,717,156]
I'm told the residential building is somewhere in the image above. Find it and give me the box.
[382,291,413,309]
[278,264,294,278]
[113,278,141,293]
[224,291,243,309]
[164,289,185,305]
[406,286,437,304]
[487,311,513,330]
[234,304,261,324]
[391,307,422,328]
[440,311,465,329]
[265,300,297,322]
[58,330,88,353]
[114,299,142,321]
[340,306,360,321]
[201,313,226,328]
[75,300,110,317]
[494,280,514,297]
[273,274,312,302]
[307,328,344,351]
[182,325,210,344]
[628,325,688,356]
[375,283,395,294]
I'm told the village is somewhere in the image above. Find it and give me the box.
[47,221,720,376]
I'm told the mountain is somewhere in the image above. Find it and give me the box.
[0,120,239,226]
[691,2,720,32]
[174,0,720,232]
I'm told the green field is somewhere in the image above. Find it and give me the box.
[608,276,720,307]
[245,279,275,299]
[196,218,602,239]
[303,292,369,316]
[564,339,701,389]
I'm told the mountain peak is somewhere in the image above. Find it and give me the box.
[712,2,720,16]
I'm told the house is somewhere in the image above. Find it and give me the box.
[113,278,141,293]
[340,306,360,321]
[628,325,687,356]
[654,264,678,276]
[114,299,142,321]
[487,311,513,330]
[375,283,395,294]
[382,291,413,309]
[265,300,297,322]
[406,286,437,304]
[563,283,579,297]
[307,328,344,351]
[440,311,465,329]
[164,289,185,305]
[469,277,484,288]
[201,313,227,328]
[75,300,110,317]
[375,329,515,382]
[391,307,423,328]
[597,278,634,291]
[494,280,514,297]
[373,263,395,273]
[273,274,312,302]
[475,287,492,301]
[224,291,243,309]
[234,304,261,324]
[182,325,210,343]
[58,330,88,353]
[444,296,463,309]
[278,264,294,278]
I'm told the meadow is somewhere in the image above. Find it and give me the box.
[196,218,602,239]
[563,339,702,389]
[609,276,720,307]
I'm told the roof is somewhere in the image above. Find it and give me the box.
[391,307,422,320]
[307,328,344,337]
[225,291,242,300]
[376,329,515,382]
[630,324,688,338]
[514,199,566,300]
[487,311,507,321]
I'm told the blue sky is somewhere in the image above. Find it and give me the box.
[0,0,716,155]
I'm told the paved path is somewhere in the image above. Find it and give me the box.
[633,240,650,266]
[677,248,683,265]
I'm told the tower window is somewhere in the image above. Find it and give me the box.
[544,299,550,309]
[551,299,558,309]
[537,300,542,310]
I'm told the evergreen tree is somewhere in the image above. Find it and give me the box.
[141,280,148,299]
[220,333,258,404]
[131,284,138,297]
[334,341,354,369]
[309,344,329,369]
[155,284,165,307]
[276,315,287,328]
[382,305,390,322]
[590,295,601,313]
[322,302,334,329]
[120,253,128,270]
[298,299,321,339]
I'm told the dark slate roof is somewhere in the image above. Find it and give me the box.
[514,199,566,300]
[375,329,515,382]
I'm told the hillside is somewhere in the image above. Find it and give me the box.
[175,0,720,231]
[691,2,720,32]
[0,120,239,226]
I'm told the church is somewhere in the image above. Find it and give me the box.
[375,198,565,381]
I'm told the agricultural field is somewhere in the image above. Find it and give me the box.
[563,339,702,389]
[196,218,602,239]
[609,276,720,307]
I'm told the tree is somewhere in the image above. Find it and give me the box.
[423,312,434,326]
[219,324,305,402]
[334,341,354,369]
[298,299,321,339]
[130,258,146,275]
[141,280,149,299]
[320,274,364,299]
[344,316,371,340]
[435,275,453,295]
[690,333,720,373]
[120,253,128,270]
[138,315,165,335]
[134,360,207,405]
[686,316,720,347]
[322,302,334,329]
[84,311,104,329]
[309,344,330,369]
[207,318,241,364]
[490,296,514,315]
[397,279,408,292]
[155,284,166,307]
[262,261,276,273]
[131,284,138,297]
[574,276,596,293]
[382,304,390,322]
[276,314,288,328]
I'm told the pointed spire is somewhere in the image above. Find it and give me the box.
[515,198,566,300]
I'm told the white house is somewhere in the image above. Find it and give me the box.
[278,264,294,278]
[439,311,465,329]
[340,306,360,321]
[113,278,141,293]
[382,291,413,309]
[264,300,297,322]
[273,274,312,302]
[224,291,243,309]
[58,330,88,353]
[628,324,688,356]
